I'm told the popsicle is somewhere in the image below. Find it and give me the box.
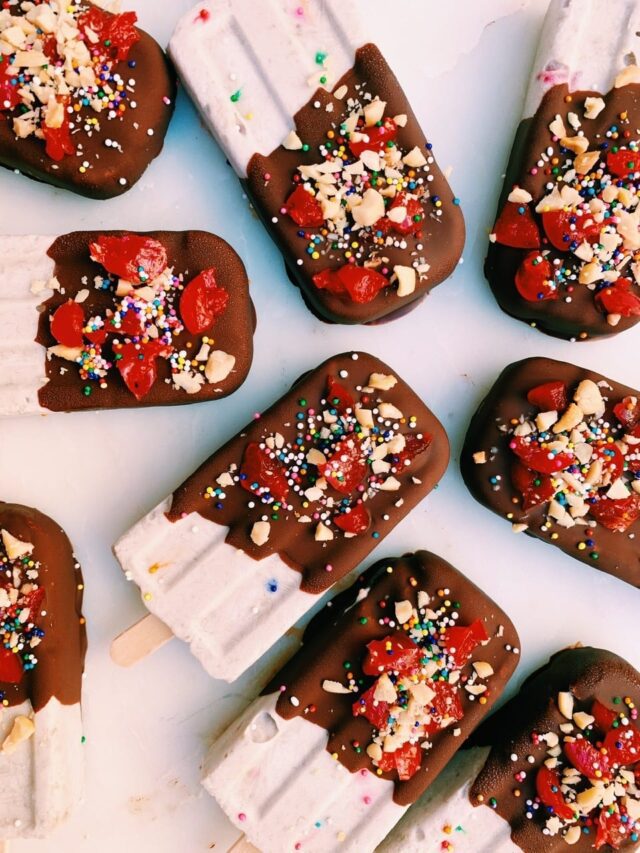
[202,550,520,852]
[0,230,254,416]
[112,351,449,682]
[0,0,175,198]
[169,1,465,324]
[462,357,640,588]
[486,0,640,340]
[0,502,86,840]
[379,646,640,852]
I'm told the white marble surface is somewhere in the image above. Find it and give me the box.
[3,1,640,851]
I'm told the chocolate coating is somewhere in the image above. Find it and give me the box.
[0,4,175,199]
[461,357,640,587]
[168,352,450,594]
[37,230,255,412]
[266,551,520,807]
[0,503,86,713]
[486,83,640,340]
[244,44,465,324]
[470,646,640,852]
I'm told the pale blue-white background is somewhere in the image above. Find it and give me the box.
[1,1,637,850]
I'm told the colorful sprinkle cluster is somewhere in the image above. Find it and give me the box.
[484,691,640,848]
[0,530,44,688]
[207,358,432,548]
[0,2,143,165]
[492,73,640,329]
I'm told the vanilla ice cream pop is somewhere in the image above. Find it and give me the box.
[0,231,254,416]
[202,551,520,852]
[378,646,640,852]
[0,502,86,841]
[169,1,464,324]
[112,352,449,682]
[487,0,640,340]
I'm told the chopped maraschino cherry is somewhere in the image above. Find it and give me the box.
[313,265,390,304]
[42,100,75,162]
[442,619,488,668]
[180,268,229,335]
[50,300,85,348]
[493,201,540,249]
[114,340,172,401]
[240,443,290,503]
[526,380,568,412]
[511,461,555,511]
[535,766,575,821]
[285,185,325,228]
[326,375,355,414]
[595,278,640,318]
[590,495,640,533]
[0,646,24,684]
[90,235,168,284]
[614,396,640,430]
[510,436,574,475]
[334,504,371,535]
[377,741,422,782]
[0,72,22,112]
[323,436,367,494]
[515,253,558,302]
[77,7,140,62]
[607,149,640,179]
[542,209,601,252]
[348,116,398,158]
[362,633,421,676]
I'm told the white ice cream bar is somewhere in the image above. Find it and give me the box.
[113,499,314,683]
[203,692,404,853]
[523,0,640,118]
[169,0,363,176]
[0,235,55,418]
[0,699,83,840]
[376,747,518,852]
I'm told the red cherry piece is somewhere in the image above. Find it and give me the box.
[595,278,640,318]
[78,8,140,61]
[114,309,143,338]
[240,442,290,504]
[510,436,574,475]
[50,300,85,347]
[396,434,433,469]
[84,328,108,346]
[442,619,488,668]
[312,269,347,295]
[285,185,325,228]
[511,461,555,511]
[348,117,398,158]
[595,809,628,851]
[376,740,422,782]
[535,766,576,822]
[0,71,22,112]
[312,265,390,304]
[20,587,45,618]
[591,699,619,733]
[42,35,59,64]
[180,268,229,335]
[607,149,640,178]
[352,683,390,729]
[0,646,23,684]
[515,253,558,302]
[430,681,464,723]
[42,105,75,162]
[362,633,421,676]
[603,724,640,766]
[542,209,601,252]
[493,201,541,249]
[378,193,424,237]
[115,340,172,401]
[614,396,640,430]
[590,494,640,533]
[564,738,611,781]
[526,380,568,412]
[334,504,371,535]
[594,443,624,481]
[326,375,355,414]
[90,235,168,283]
[323,436,367,494]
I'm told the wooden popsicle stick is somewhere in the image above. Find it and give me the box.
[110,613,174,667]
[228,836,259,853]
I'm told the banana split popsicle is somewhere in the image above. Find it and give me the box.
[0,502,86,840]
[202,551,520,853]
[113,352,449,682]
[0,230,254,415]
[169,1,464,324]
[486,0,640,340]
[381,646,640,852]
[0,1,175,198]
[462,357,640,588]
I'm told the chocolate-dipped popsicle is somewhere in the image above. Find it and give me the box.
[379,646,640,852]
[169,1,464,324]
[0,502,86,839]
[113,352,449,682]
[0,230,254,415]
[486,0,640,340]
[0,2,175,198]
[202,551,520,852]
[462,357,640,588]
